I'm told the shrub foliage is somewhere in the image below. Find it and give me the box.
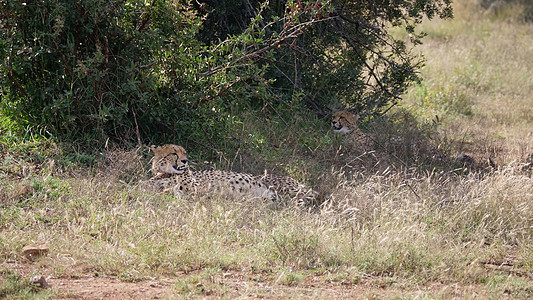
[0,0,452,149]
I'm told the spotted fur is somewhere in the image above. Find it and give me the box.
[332,110,375,151]
[148,144,317,203]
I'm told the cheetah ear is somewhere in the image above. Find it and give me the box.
[345,112,359,124]
[150,145,159,153]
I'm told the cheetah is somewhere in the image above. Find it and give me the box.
[255,172,317,203]
[148,144,317,203]
[150,144,189,178]
[332,110,375,151]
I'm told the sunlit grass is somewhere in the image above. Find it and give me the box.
[400,0,533,163]
[1,165,532,289]
[0,269,54,300]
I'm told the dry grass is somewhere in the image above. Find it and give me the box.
[2,0,533,298]
[400,0,533,164]
[1,158,532,297]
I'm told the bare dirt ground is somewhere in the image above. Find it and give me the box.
[4,261,502,299]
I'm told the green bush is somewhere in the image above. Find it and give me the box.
[1,0,453,151]
[0,0,254,148]
[195,0,453,117]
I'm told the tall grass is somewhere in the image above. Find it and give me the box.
[401,0,533,163]
[1,161,532,287]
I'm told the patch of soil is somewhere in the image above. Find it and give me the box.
[50,276,172,300]
[3,261,173,299]
[3,260,529,299]
[3,262,404,299]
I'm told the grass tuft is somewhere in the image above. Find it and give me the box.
[0,270,53,300]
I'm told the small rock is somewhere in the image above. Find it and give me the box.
[29,275,50,289]
[21,241,49,261]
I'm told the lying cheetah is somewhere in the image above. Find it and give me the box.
[332,110,375,151]
[149,144,317,203]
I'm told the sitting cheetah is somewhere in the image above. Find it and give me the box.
[332,110,375,151]
[149,144,317,204]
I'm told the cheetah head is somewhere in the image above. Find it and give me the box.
[150,144,188,176]
[332,110,359,134]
